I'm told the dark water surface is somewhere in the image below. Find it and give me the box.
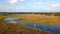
[4,18,60,34]
[19,22,60,34]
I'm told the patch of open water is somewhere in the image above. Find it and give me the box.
[4,18,60,34]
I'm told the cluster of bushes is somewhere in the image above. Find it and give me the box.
[0,12,60,16]
[33,13,60,16]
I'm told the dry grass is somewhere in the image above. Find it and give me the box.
[0,17,52,34]
[5,14,60,25]
[1,14,59,34]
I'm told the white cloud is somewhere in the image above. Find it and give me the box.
[51,4,60,8]
[8,0,18,4]
[8,0,24,4]
[20,0,24,2]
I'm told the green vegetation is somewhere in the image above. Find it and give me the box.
[0,12,60,16]
[33,13,60,16]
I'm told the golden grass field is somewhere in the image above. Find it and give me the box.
[3,14,60,25]
[0,14,54,34]
[0,20,53,34]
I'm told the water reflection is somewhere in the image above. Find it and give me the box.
[4,18,60,34]
[4,18,19,23]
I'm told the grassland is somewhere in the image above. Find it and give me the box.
[4,14,60,25]
[0,14,53,34]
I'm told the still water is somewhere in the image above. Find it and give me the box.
[4,18,60,34]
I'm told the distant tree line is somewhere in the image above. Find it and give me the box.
[0,12,60,16]
[33,13,60,16]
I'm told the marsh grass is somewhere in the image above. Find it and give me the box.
[0,17,52,34]
[4,14,60,25]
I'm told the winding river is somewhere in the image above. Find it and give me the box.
[4,18,60,34]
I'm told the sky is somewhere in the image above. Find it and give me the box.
[0,0,60,12]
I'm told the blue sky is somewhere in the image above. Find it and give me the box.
[0,0,60,12]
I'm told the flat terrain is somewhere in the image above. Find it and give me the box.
[0,14,53,34]
[3,14,60,25]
